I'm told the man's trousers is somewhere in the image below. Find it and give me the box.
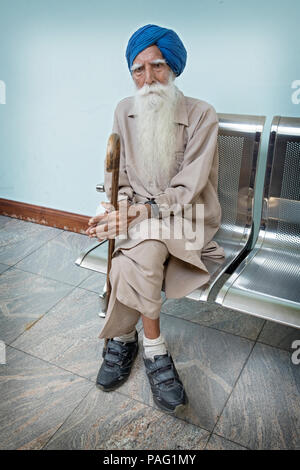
[98,239,169,339]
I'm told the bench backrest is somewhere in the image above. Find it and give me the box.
[186,113,266,301]
[261,116,300,255]
[215,115,300,325]
[214,113,265,256]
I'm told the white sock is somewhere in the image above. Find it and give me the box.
[143,333,167,361]
[114,329,137,343]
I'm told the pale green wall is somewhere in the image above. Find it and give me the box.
[0,0,299,244]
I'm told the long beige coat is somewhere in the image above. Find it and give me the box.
[104,90,225,300]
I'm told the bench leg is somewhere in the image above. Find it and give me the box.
[98,282,107,318]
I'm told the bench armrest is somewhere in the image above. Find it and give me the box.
[96,183,105,192]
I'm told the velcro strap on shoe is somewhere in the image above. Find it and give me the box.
[107,341,124,354]
[154,368,176,385]
[104,342,127,365]
[105,351,123,365]
[149,356,172,373]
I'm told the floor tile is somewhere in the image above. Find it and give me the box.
[0,215,15,230]
[12,288,106,380]
[0,268,74,344]
[257,320,300,352]
[0,263,10,275]
[1,218,297,451]
[161,298,264,341]
[0,219,61,265]
[0,346,92,450]
[121,313,253,431]
[78,271,106,293]
[205,434,247,450]
[78,272,111,319]
[214,342,300,449]
[16,231,98,286]
[45,388,210,450]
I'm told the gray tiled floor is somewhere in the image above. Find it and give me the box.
[0,218,62,266]
[15,230,98,286]
[0,216,299,450]
[0,263,9,275]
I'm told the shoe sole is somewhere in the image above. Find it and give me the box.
[95,344,139,392]
[153,396,188,414]
[96,376,129,392]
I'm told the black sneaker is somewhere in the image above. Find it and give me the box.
[96,331,139,391]
[143,352,187,413]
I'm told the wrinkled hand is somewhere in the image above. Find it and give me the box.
[86,201,113,236]
[86,200,150,241]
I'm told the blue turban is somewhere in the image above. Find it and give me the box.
[125,24,187,77]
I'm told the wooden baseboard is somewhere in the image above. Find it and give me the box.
[0,198,90,234]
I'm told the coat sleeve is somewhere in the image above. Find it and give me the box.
[104,108,134,203]
[154,105,219,217]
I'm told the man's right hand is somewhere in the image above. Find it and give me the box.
[85,214,106,238]
[85,200,149,241]
[85,202,113,238]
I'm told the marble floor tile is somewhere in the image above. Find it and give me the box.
[45,388,210,450]
[12,288,106,380]
[0,346,92,450]
[78,270,106,293]
[161,298,264,341]
[0,263,10,275]
[0,268,74,344]
[16,231,98,286]
[257,320,300,352]
[120,313,253,431]
[0,219,62,265]
[205,434,248,450]
[0,215,15,230]
[214,342,300,449]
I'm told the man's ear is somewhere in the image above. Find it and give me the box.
[169,70,176,81]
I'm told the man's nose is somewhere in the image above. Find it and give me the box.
[144,65,155,85]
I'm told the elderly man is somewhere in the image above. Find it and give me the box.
[87,24,224,413]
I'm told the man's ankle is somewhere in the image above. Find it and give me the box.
[143,333,167,360]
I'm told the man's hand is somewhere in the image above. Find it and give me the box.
[86,200,150,241]
[85,201,112,238]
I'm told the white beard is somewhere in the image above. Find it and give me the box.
[134,74,180,190]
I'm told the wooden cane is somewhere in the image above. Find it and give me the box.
[105,133,121,314]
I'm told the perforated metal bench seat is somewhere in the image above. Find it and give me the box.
[216,116,300,328]
[76,113,266,302]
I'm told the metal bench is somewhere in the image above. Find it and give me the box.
[76,113,266,304]
[215,116,300,328]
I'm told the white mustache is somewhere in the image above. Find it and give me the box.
[137,82,169,97]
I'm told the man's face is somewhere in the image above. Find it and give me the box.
[131,45,171,89]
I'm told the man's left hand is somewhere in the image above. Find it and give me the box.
[86,200,150,241]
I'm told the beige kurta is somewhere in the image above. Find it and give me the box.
[105,90,225,289]
[99,91,225,338]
